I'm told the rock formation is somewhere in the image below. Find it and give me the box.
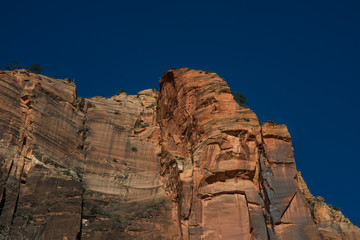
[0,68,358,239]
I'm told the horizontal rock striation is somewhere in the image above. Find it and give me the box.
[0,68,358,239]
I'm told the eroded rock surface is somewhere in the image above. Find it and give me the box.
[0,68,358,239]
[80,90,178,240]
[0,70,83,239]
[297,172,360,240]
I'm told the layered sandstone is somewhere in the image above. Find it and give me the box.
[0,68,358,239]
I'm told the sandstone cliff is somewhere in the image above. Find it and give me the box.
[0,68,358,239]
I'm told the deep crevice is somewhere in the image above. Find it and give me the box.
[8,92,34,231]
[258,126,276,238]
[5,160,14,182]
[0,188,6,216]
[278,192,297,221]
[10,189,20,226]
[77,107,88,240]
[198,190,246,200]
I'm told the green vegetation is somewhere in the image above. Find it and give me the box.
[117,88,126,94]
[86,205,131,229]
[43,157,64,168]
[59,169,78,180]
[78,99,94,110]
[329,204,341,211]
[78,126,89,142]
[140,122,150,128]
[233,91,248,107]
[29,64,42,74]
[89,205,112,217]
[16,211,33,221]
[166,110,173,117]
[78,98,85,111]
[4,61,42,74]
[87,101,94,108]
[265,120,275,124]
[93,226,109,231]
[34,163,43,168]
[4,60,22,70]
[84,199,166,231]
[131,199,166,220]
[0,223,6,232]
[0,224,28,239]
[114,216,131,228]
[131,146,138,152]
[146,103,156,108]
[134,119,150,128]
[309,202,315,218]
[62,169,72,176]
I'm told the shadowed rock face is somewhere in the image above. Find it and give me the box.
[0,68,358,239]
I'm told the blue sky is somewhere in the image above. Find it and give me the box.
[2,1,360,225]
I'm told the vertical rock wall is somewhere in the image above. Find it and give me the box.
[0,70,83,239]
[80,90,179,239]
[157,68,321,239]
[0,68,359,239]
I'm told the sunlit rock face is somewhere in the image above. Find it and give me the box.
[80,90,178,240]
[157,68,321,240]
[0,70,83,239]
[0,68,358,239]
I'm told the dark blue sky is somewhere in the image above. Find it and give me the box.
[2,1,359,225]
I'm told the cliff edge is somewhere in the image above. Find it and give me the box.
[0,68,358,239]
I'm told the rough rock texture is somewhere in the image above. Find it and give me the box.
[0,68,358,239]
[297,172,360,240]
[81,90,178,240]
[0,70,83,239]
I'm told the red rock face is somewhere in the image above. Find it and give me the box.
[0,68,358,239]
[80,90,178,239]
[0,70,83,238]
[157,69,321,239]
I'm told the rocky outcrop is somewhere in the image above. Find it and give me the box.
[297,172,360,240]
[0,68,358,239]
[157,69,322,239]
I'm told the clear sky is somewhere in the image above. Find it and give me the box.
[2,0,359,226]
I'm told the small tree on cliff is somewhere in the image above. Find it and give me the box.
[233,91,248,107]
[29,64,42,74]
[117,88,126,95]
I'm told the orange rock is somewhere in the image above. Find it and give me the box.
[297,172,360,240]
[0,68,358,239]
